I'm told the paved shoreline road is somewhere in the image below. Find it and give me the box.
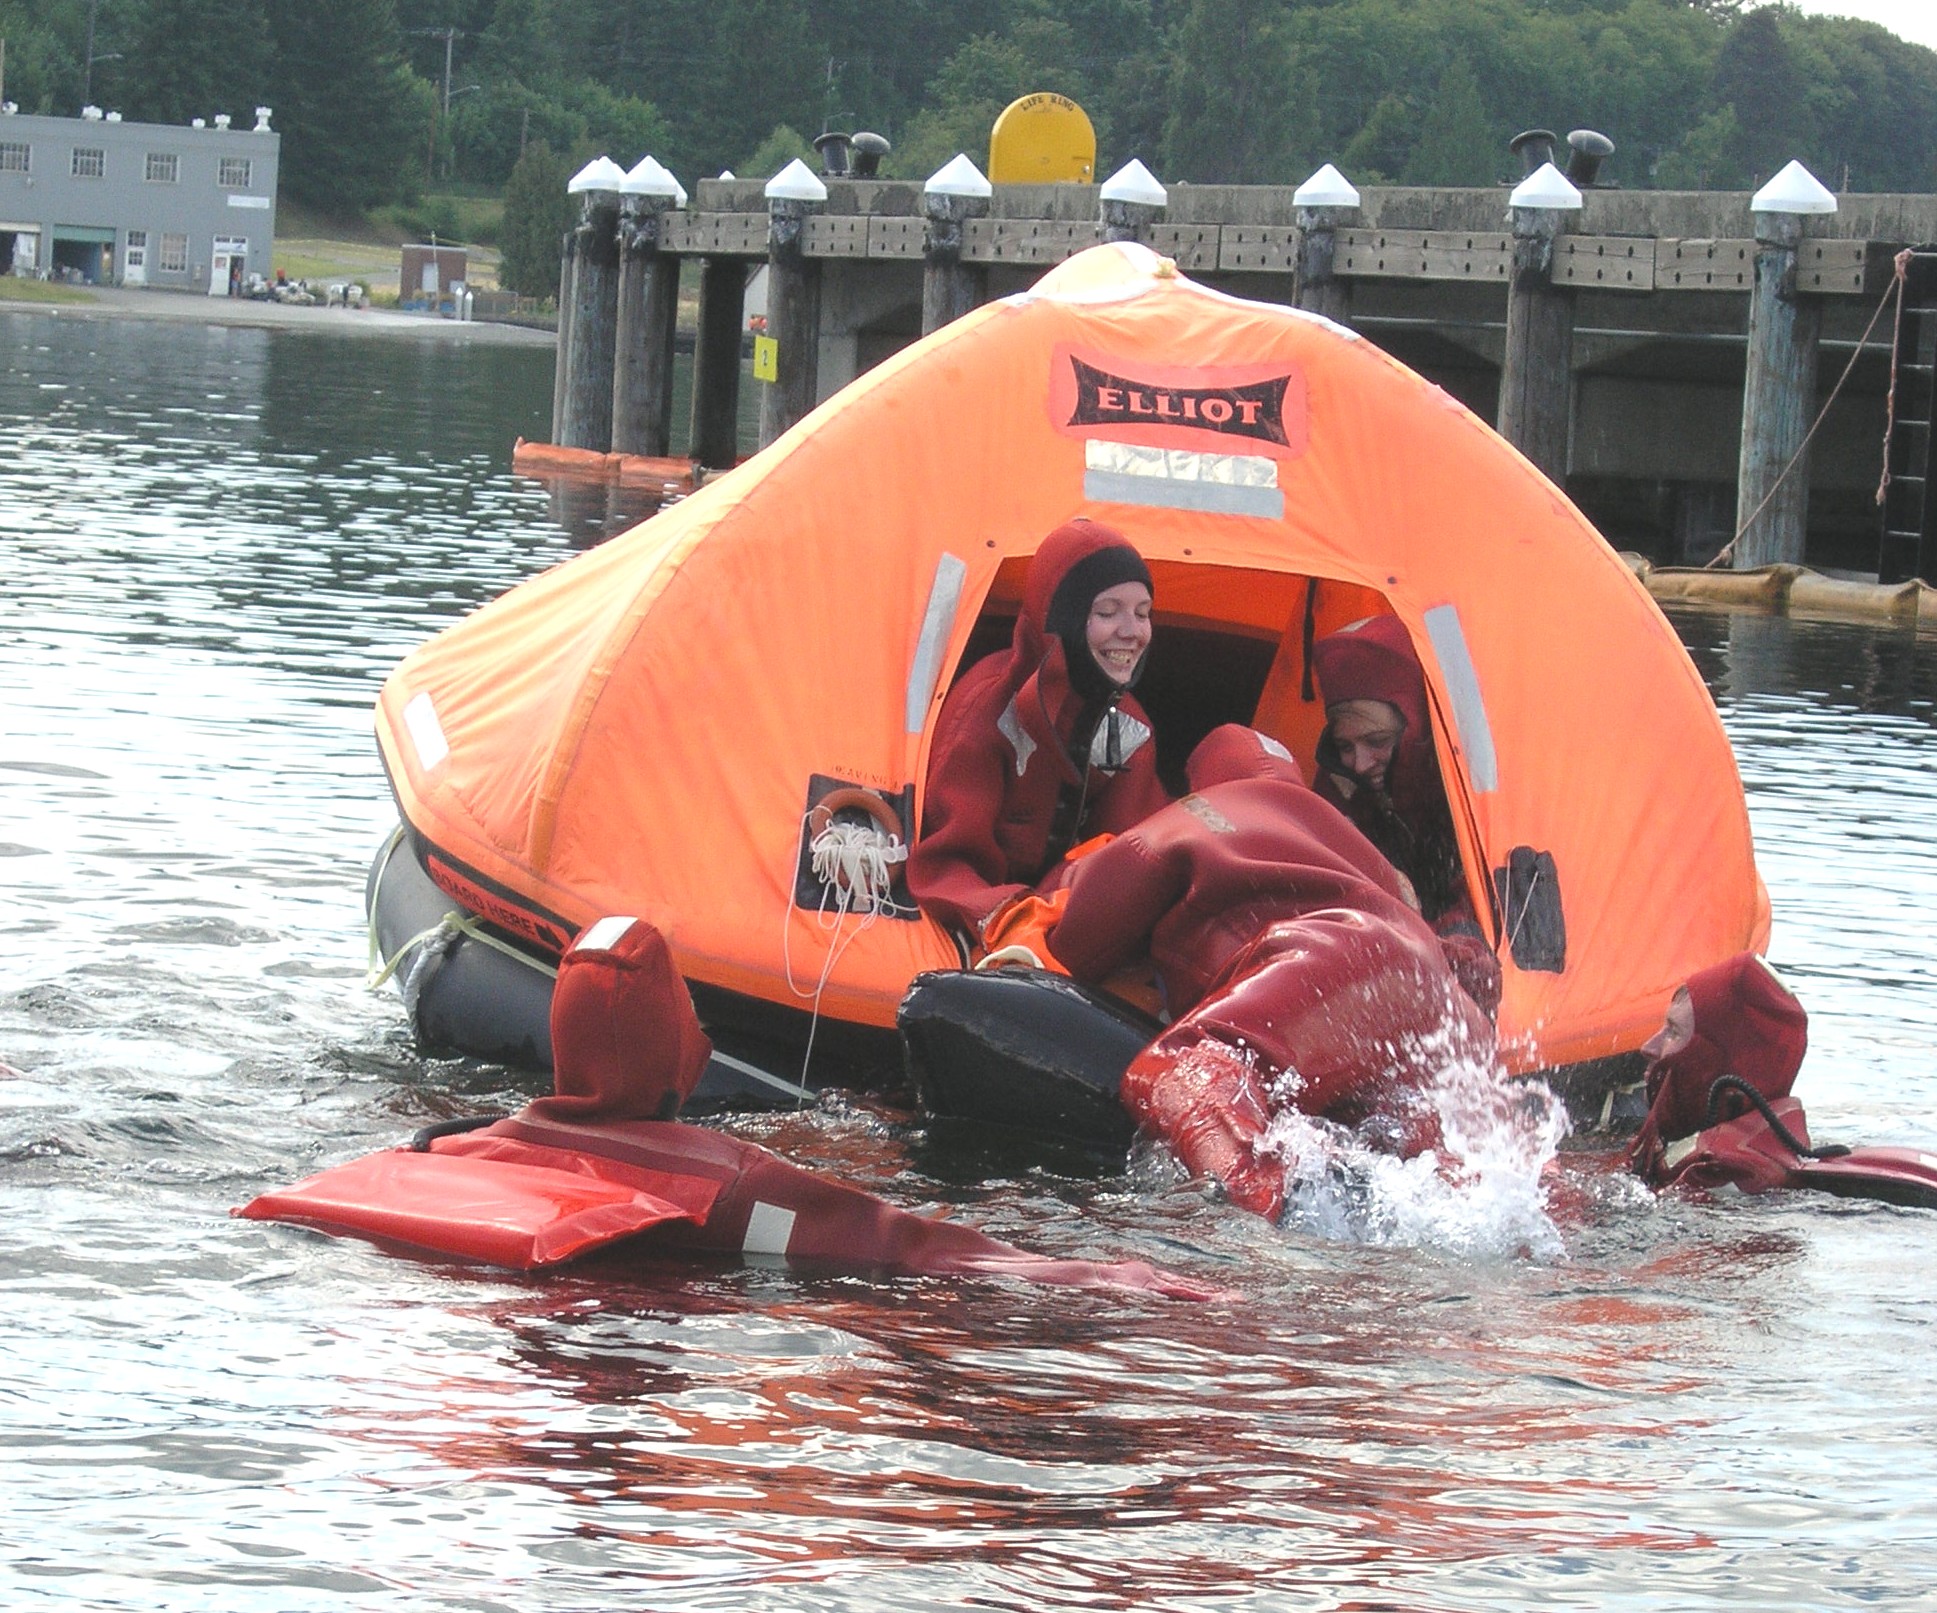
[0,284,555,347]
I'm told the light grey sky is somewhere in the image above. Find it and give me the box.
[1784,1,1937,53]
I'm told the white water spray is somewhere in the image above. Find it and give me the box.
[1257,1024,1571,1260]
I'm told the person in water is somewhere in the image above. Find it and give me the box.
[1046,725,1496,1220]
[1626,952,1808,1186]
[1311,614,1500,1014]
[908,518,1171,947]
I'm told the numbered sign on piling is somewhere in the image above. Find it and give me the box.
[752,334,779,383]
[989,93,1096,184]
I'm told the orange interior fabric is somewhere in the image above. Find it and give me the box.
[375,243,1767,1072]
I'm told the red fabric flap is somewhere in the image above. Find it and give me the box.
[235,1149,699,1270]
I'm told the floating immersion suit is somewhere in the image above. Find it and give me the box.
[1310,614,1500,1015]
[1629,953,1937,1209]
[242,917,1216,1297]
[908,518,1170,941]
[1048,725,1496,1219]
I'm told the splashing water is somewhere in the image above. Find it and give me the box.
[1259,1026,1571,1260]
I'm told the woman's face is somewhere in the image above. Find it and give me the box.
[1641,989,1696,1062]
[1085,581,1153,686]
[1328,700,1404,789]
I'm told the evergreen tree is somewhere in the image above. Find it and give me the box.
[263,0,434,213]
[1402,57,1496,185]
[1709,6,1811,186]
[497,138,573,299]
[1162,0,1298,184]
[123,0,273,126]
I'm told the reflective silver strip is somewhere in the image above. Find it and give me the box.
[1083,468,1283,519]
[574,915,637,953]
[1421,604,1498,793]
[743,1200,797,1256]
[906,552,968,734]
[402,691,449,771]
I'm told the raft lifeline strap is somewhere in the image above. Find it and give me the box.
[364,824,561,991]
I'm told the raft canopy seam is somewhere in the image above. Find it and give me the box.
[1421,604,1498,793]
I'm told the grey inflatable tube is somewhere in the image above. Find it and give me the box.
[365,830,819,1106]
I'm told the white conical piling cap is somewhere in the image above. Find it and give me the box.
[1293,163,1360,208]
[1508,161,1584,211]
[717,169,735,180]
[1752,159,1838,216]
[621,154,682,199]
[765,158,828,203]
[1099,158,1167,207]
[567,155,626,195]
[925,153,993,199]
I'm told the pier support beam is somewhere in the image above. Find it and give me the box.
[1734,212,1823,569]
[550,230,577,445]
[558,165,624,451]
[1293,206,1354,325]
[758,160,827,450]
[1498,199,1577,486]
[1099,158,1167,245]
[688,257,746,471]
[922,155,992,335]
[612,189,680,457]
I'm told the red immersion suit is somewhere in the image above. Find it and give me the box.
[1310,614,1499,1014]
[431,916,1215,1295]
[1048,726,1496,1220]
[908,519,1170,940]
[1626,952,1808,1186]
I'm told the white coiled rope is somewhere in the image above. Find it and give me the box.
[781,811,909,1093]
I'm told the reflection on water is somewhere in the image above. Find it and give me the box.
[3,317,1937,1610]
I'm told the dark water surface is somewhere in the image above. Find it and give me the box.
[4,314,1935,1611]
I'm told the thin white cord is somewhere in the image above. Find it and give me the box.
[780,811,908,1095]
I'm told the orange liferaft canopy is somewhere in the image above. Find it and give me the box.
[376,243,1767,1073]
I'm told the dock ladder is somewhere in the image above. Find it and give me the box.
[1879,249,1937,585]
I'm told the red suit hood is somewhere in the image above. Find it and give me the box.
[527,917,714,1123]
[1629,952,1808,1170]
[1310,613,1439,817]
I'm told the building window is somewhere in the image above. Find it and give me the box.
[72,146,105,179]
[217,156,252,189]
[0,142,28,174]
[145,152,179,184]
[126,230,148,250]
[158,233,188,273]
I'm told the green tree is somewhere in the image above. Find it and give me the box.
[741,123,815,179]
[123,0,273,126]
[1162,0,1301,184]
[1709,6,1811,186]
[497,138,572,299]
[264,0,434,212]
[1402,56,1497,185]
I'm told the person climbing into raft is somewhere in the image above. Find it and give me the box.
[908,517,1170,957]
[1041,725,1497,1221]
[1310,613,1501,1015]
[1625,953,1937,1208]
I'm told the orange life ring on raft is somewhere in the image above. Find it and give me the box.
[807,786,905,846]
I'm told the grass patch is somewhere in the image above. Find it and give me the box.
[0,277,96,305]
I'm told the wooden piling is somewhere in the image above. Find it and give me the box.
[558,190,622,451]
[1100,194,1163,245]
[612,197,680,457]
[550,229,577,445]
[1734,211,1821,570]
[1498,204,1576,486]
[922,189,989,335]
[1292,205,1353,325]
[758,195,824,450]
[689,257,745,471]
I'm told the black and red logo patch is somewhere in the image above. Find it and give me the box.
[1048,345,1308,458]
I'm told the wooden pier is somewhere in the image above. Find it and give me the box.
[546,160,1937,579]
